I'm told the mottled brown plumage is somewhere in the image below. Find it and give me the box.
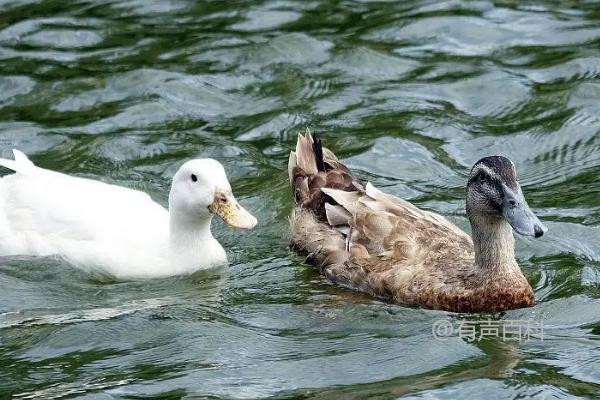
[289,133,546,313]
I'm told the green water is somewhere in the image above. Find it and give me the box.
[1,0,600,398]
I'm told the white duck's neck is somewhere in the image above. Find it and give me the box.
[166,209,227,272]
[469,215,518,273]
[168,210,215,252]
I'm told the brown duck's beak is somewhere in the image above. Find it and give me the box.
[502,184,547,238]
[208,191,257,230]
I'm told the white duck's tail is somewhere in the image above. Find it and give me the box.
[0,149,35,174]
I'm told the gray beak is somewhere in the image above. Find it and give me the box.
[502,184,547,238]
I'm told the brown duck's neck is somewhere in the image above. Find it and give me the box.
[417,215,533,312]
[469,215,521,277]
[439,216,534,312]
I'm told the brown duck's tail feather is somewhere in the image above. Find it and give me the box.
[312,132,326,173]
[293,132,319,176]
[288,131,363,221]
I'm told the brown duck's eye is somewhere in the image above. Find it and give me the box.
[191,174,198,182]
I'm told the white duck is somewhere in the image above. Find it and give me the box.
[0,150,257,279]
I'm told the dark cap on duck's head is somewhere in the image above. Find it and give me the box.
[469,156,518,190]
[466,156,547,238]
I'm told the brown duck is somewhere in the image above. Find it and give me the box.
[288,133,547,313]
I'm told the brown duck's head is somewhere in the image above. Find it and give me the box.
[466,156,547,238]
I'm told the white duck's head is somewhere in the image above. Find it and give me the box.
[168,159,257,230]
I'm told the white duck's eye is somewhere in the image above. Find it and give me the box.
[191,174,198,182]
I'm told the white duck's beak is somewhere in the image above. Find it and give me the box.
[208,191,257,230]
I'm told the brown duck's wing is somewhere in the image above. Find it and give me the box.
[322,186,475,301]
[357,182,471,242]
[322,185,473,263]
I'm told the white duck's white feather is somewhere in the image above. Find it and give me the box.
[0,150,256,279]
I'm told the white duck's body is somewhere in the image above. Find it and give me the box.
[0,150,256,279]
